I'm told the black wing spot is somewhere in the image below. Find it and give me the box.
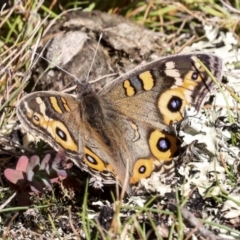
[167,96,182,112]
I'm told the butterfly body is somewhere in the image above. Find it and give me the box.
[17,53,223,192]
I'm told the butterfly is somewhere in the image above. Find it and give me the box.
[16,53,223,194]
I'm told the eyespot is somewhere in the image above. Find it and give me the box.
[131,158,154,184]
[50,121,78,151]
[32,113,41,125]
[86,154,97,165]
[149,130,179,160]
[167,96,182,112]
[56,127,67,141]
[33,114,39,121]
[139,165,146,173]
[84,148,106,171]
[157,90,186,124]
[157,137,171,152]
[191,72,199,80]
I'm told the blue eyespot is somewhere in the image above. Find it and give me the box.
[139,165,146,174]
[56,127,67,141]
[192,72,199,80]
[33,114,39,122]
[168,96,182,112]
[157,137,170,152]
[86,154,97,165]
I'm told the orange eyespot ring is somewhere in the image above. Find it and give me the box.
[131,158,154,184]
[149,130,178,160]
[84,148,106,171]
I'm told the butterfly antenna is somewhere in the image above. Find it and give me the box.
[86,32,103,83]
[30,32,102,84]
[31,50,80,82]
